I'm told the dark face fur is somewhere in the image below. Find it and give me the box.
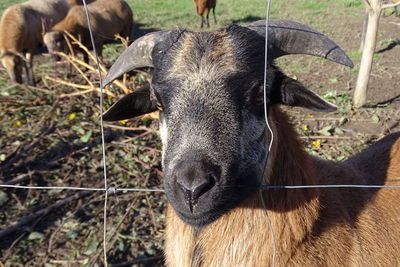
[151,27,272,225]
[103,25,341,226]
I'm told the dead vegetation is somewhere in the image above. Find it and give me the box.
[0,35,166,266]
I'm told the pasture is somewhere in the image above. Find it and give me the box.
[0,0,399,265]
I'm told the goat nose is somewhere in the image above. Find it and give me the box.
[175,161,216,212]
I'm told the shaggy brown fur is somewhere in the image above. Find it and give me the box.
[165,107,400,266]
[193,0,217,28]
[44,0,133,62]
[0,0,69,85]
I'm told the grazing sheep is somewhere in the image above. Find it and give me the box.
[194,0,216,28]
[0,0,70,85]
[101,20,400,266]
[43,0,133,63]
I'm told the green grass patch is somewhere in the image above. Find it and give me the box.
[343,0,362,8]
[347,50,362,61]
[0,0,23,14]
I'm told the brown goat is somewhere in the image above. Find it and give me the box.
[0,0,69,85]
[165,109,400,266]
[101,20,400,266]
[194,0,216,28]
[44,0,133,63]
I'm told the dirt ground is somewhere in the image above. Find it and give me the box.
[281,10,400,148]
[0,5,399,267]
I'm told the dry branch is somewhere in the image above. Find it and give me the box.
[63,31,98,65]
[1,173,31,185]
[114,34,130,48]
[44,76,117,98]
[382,1,400,9]
[0,191,95,239]
[0,123,55,174]
[46,33,130,95]
[45,76,92,89]
[103,123,159,133]
[60,89,108,98]
[300,136,354,140]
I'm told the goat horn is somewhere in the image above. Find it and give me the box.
[247,19,354,67]
[101,31,170,87]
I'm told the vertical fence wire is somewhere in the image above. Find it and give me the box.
[262,1,277,266]
[81,1,109,265]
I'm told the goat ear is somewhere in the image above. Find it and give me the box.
[271,73,337,112]
[102,86,158,121]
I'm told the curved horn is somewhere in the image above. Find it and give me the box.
[101,31,170,87]
[247,19,353,67]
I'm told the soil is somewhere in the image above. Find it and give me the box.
[280,10,400,146]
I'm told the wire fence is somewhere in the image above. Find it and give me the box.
[1,0,400,266]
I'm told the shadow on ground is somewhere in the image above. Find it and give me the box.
[231,15,263,25]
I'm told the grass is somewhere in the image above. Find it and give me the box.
[0,0,364,40]
[0,0,23,12]
[125,0,363,31]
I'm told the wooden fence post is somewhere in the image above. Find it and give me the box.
[353,0,400,108]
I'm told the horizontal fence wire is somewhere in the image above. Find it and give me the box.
[0,184,164,192]
[260,184,400,189]
[1,184,400,192]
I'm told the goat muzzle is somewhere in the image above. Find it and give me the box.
[173,160,218,213]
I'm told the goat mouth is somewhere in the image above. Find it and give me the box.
[175,208,223,226]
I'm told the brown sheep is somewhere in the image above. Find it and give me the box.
[101,20,400,266]
[43,0,133,63]
[0,0,70,85]
[194,0,216,28]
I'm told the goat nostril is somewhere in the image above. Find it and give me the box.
[192,177,212,199]
[177,174,216,212]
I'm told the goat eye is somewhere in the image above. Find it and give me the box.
[249,83,264,106]
[152,89,163,111]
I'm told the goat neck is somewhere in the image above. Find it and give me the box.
[165,106,320,267]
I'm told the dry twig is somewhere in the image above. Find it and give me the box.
[103,123,159,133]
[45,32,130,96]
[0,191,95,239]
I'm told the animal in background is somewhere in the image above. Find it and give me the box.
[0,0,70,85]
[101,20,400,266]
[43,0,133,63]
[194,0,216,28]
